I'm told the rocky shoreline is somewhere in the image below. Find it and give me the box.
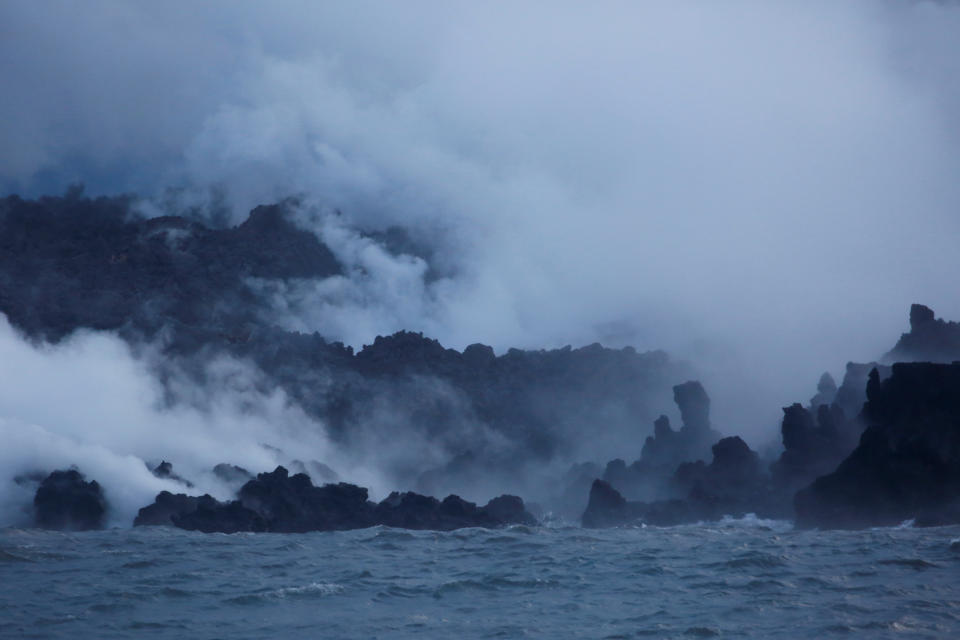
[18,304,960,533]
[5,194,960,533]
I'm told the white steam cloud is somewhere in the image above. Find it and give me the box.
[2,1,960,443]
[0,316,391,527]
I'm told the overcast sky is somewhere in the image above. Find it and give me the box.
[2,1,960,434]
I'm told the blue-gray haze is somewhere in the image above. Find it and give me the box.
[2,2,960,436]
[3,4,960,638]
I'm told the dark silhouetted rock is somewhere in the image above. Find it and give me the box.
[212,463,253,486]
[136,465,537,533]
[585,435,777,527]
[597,381,724,504]
[134,491,205,527]
[462,343,496,368]
[832,362,890,421]
[581,480,635,528]
[602,458,629,489]
[236,466,375,533]
[34,470,106,530]
[555,461,604,520]
[809,372,837,409]
[638,415,682,470]
[770,403,849,493]
[672,436,768,510]
[370,489,535,531]
[885,304,960,363]
[135,490,266,533]
[483,495,537,526]
[150,461,194,488]
[644,382,723,467]
[0,194,341,342]
[795,362,960,529]
[674,381,711,434]
[770,362,885,498]
[372,491,522,530]
[288,460,339,484]
[173,498,267,534]
[910,303,935,328]
[706,436,762,488]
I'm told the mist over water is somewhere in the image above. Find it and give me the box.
[0,317,397,527]
[2,1,960,502]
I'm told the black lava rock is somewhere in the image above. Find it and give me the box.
[173,498,267,534]
[885,304,960,363]
[150,461,194,488]
[212,463,254,486]
[135,465,537,533]
[134,491,204,527]
[33,469,106,530]
[585,435,776,528]
[795,362,960,529]
[581,480,638,528]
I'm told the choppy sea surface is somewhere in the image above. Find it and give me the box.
[2,517,959,639]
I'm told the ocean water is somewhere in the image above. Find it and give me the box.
[2,517,959,639]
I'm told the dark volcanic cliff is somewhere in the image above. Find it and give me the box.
[0,191,340,341]
[0,192,688,503]
[795,362,960,529]
[8,191,958,532]
[585,305,960,529]
[884,304,960,364]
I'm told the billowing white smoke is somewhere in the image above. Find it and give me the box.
[0,316,390,528]
[2,1,960,441]
[249,210,440,346]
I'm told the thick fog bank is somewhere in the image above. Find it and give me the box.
[3,2,960,438]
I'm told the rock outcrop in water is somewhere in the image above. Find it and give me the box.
[768,359,892,498]
[583,318,927,530]
[770,402,855,494]
[594,381,724,504]
[33,469,107,530]
[583,435,775,527]
[795,362,960,529]
[7,190,960,534]
[135,466,537,533]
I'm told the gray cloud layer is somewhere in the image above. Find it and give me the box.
[3,1,960,436]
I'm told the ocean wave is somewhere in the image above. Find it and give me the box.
[715,513,794,532]
[0,549,33,562]
[224,581,344,604]
[707,552,788,570]
[877,557,940,570]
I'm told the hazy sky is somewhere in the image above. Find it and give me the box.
[2,0,960,435]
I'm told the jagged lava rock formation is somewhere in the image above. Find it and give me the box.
[135,466,536,533]
[597,380,723,504]
[585,304,959,528]
[583,435,773,527]
[885,304,960,363]
[0,192,687,500]
[795,362,960,528]
[33,470,106,531]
